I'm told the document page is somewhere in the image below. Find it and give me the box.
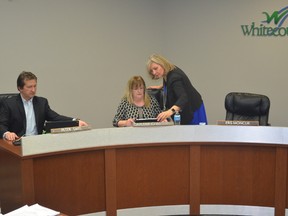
[3,204,60,216]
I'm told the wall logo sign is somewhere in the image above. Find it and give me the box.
[241,6,288,36]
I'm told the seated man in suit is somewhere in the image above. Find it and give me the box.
[0,71,88,141]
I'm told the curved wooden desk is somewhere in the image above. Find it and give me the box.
[0,125,288,216]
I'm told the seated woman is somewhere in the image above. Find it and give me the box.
[113,76,162,127]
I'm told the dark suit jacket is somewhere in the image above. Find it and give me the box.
[0,94,73,137]
[165,67,203,125]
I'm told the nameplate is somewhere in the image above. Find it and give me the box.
[51,125,92,134]
[133,121,174,127]
[217,120,259,126]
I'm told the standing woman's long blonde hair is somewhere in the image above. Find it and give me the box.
[146,54,176,79]
[124,76,151,107]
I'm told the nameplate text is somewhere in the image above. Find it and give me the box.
[51,126,92,134]
[217,120,259,126]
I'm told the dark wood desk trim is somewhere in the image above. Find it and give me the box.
[274,147,287,216]
[0,139,21,156]
[105,149,117,216]
[190,146,201,215]
[21,159,35,204]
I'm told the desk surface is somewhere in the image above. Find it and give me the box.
[20,125,288,157]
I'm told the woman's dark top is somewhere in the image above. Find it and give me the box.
[164,67,203,125]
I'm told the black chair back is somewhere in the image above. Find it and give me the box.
[147,88,164,110]
[0,93,18,109]
[225,92,270,126]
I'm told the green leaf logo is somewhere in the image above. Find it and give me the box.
[262,6,288,27]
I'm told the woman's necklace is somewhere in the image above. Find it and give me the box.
[133,100,145,119]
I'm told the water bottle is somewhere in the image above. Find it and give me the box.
[174,111,181,125]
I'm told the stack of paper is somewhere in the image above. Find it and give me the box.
[1,204,60,216]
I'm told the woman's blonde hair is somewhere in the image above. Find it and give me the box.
[146,54,176,79]
[124,76,151,107]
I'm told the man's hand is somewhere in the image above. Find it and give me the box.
[4,132,19,141]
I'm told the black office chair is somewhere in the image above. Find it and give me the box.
[147,88,164,110]
[0,93,18,110]
[225,92,270,126]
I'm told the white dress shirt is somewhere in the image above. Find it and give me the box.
[22,97,38,136]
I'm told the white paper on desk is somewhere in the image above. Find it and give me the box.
[3,205,29,216]
[4,204,60,216]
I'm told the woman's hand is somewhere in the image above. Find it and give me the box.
[79,120,88,126]
[157,105,180,122]
[118,118,134,127]
[125,118,134,127]
[157,110,174,122]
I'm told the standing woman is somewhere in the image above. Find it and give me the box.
[146,54,208,125]
[113,76,162,127]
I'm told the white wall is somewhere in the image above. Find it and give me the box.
[161,0,288,126]
[0,0,162,128]
[0,0,287,127]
